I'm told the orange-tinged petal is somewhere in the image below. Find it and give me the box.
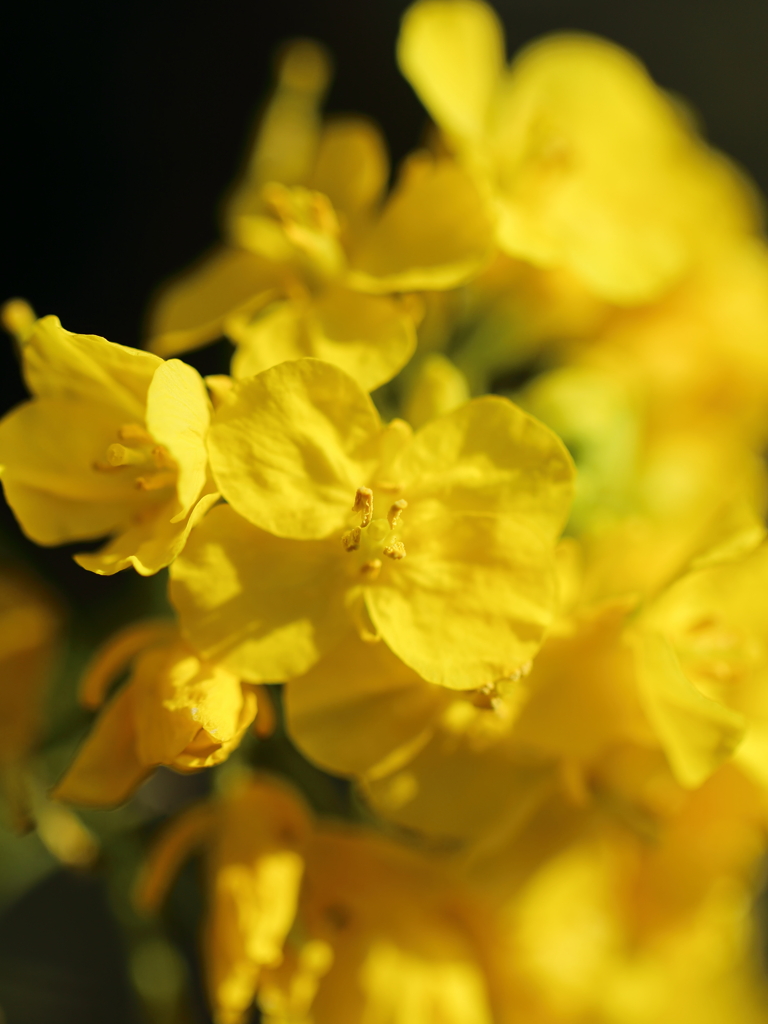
[52,685,149,808]
[135,803,215,913]
[169,504,350,682]
[230,287,415,393]
[367,508,557,689]
[79,619,177,709]
[147,247,281,357]
[285,631,449,777]
[207,360,382,539]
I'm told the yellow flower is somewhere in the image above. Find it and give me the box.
[137,775,517,1024]
[148,40,494,391]
[138,776,310,1024]
[398,0,757,304]
[285,536,755,847]
[0,307,219,574]
[53,621,261,807]
[170,358,574,689]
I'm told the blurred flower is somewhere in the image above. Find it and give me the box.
[137,775,521,1024]
[53,621,262,807]
[148,40,494,392]
[398,0,759,305]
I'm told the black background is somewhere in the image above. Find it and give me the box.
[3,2,768,1022]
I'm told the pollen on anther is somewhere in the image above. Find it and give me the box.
[342,527,361,552]
[387,500,407,529]
[352,487,374,528]
[383,541,406,561]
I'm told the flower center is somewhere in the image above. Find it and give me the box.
[342,487,407,581]
[93,424,177,493]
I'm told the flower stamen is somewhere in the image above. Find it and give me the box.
[387,499,407,529]
[352,487,374,528]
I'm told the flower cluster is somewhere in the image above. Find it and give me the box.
[4,2,768,1022]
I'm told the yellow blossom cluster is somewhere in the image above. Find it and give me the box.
[3,2,768,1022]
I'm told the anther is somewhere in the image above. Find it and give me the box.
[352,486,374,528]
[383,541,406,561]
[387,499,407,529]
[342,527,361,552]
[360,559,382,581]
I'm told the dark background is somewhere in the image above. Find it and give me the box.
[3,1,768,1021]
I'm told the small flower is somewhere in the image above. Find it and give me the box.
[53,621,262,807]
[0,307,218,574]
[170,358,574,689]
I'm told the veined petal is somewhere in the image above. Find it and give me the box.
[367,508,557,689]
[285,631,449,777]
[75,490,220,576]
[397,0,504,142]
[145,359,211,517]
[231,288,415,393]
[21,316,159,418]
[169,504,350,682]
[347,154,494,293]
[207,359,382,539]
[147,247,281,357]
[52,685,149,808]
[395,395,575,539]
[632,630,745,788]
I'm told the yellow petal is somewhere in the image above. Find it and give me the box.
[632,630,745,788]
[308,117,390,224]
[52,685,149,808]
[79,619,177,709]
[207,359,381,539]
[145,358,211,517]
[367,508,557,689]
[230,287,415,393]
[491,35,758,303]
[403,354,470,430]
[397,0,504,141]
[21,316,159,418]
[0,398,146,544]
[147,247,281,357]
[347,153,494,292]
[132,641,249,766]
[285,631,449,777]
[74,490,220,576]
[169,504,350,682]
[395,395,575,539]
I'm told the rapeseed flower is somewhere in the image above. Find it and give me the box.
[54,621,260,806]
[138,775,519,1024]
[0,306,218,574]
[170,357,574,689]
[148,41,493,392]
[398,0,758,305]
